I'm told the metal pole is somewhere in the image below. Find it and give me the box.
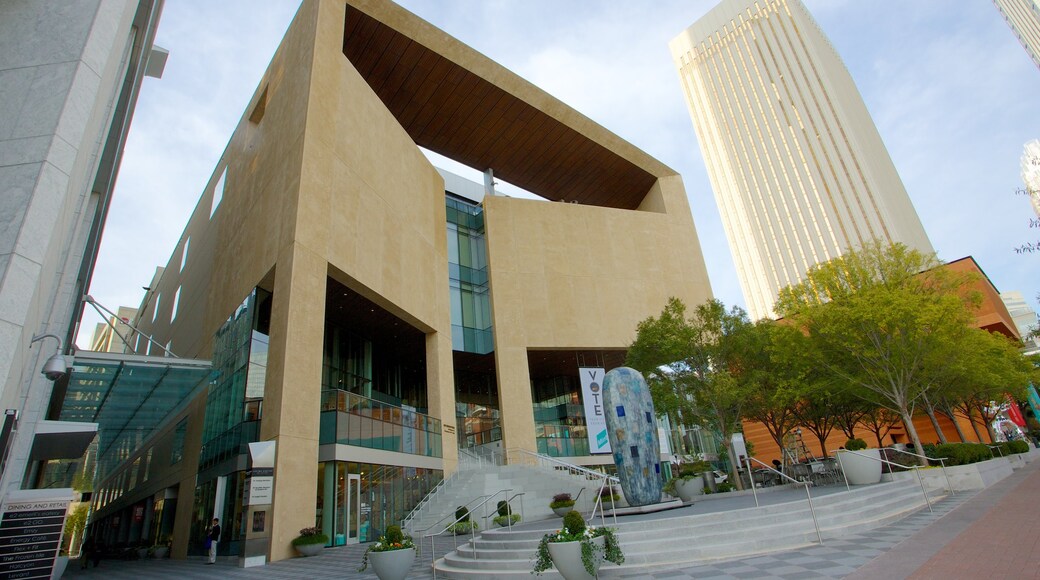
[835,453,851,491]
[744,456,760,507]
[913,467,933,512]
[803,483,823,545]
[939,459,954,495]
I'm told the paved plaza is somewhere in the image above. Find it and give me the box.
[65,460,1040,579]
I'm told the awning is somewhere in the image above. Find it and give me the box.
[58,351,213,479]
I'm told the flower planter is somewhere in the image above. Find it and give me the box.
[152,546,169,559]
[295,543,323,557]
[673,478,702,502]
[837,449,883,485]
[368,546,415,580]
[552,505,575,517]
[547,535,605,580]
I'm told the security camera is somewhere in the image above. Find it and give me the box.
[41,354,67,381]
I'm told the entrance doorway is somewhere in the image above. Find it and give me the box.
[344,473,360,544]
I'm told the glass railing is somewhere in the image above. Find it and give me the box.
[536,437,591,457]
[319,390,443,458]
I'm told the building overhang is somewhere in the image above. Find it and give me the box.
[342,0,677,209]
[57,351,213,479]
[28,420,98,462]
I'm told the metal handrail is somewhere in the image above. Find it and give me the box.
[426,488,512,575]
[987,444,1006,457]
[835,450,932,512]
[414,493,490,538]
[505,447,621,484]
[479,491,526,530]
[744,456,823,544]
[588,480,618,528]
[885,448,954,495]
[402,467,466,531]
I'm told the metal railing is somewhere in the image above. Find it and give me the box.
[885,449,953,495]
[425,488,512,576]
[744,456,823,544]
[987,444,1006,457]
[505,447,620,513]
[587,480,619,528]
[479,491,526,531]
[402,459,481,532]
[835,450,933,512]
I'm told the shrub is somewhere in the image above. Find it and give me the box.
[680,461,712,477]
[385,525,404,544]
[562,510,585,536]
[550,492,575,509]
[455,505,470,522]
[497,500,512,517]
[931,443,992,466]
[493,513,521,527]
[1008,440,1030,454]
[448,520,478,535]
[715,482,735,493]
[291,526,329,547]
[844,438,868,451]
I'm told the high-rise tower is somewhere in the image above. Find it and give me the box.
[994,0,1040,70]
[670,0,933,319]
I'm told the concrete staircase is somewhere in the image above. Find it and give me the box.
[432,480,945,578]
[405,462,608,536]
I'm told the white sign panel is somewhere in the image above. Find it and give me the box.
[579,367,611,454]
[247,468,274,505]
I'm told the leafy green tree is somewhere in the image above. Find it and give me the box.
[740,321,802,454]
[775,242,981,465]
[627,298,754,489]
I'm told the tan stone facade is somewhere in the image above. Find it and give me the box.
[106,0,711,563]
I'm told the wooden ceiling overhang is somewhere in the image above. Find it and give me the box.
[342,0,677,210]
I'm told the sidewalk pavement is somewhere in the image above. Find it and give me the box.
[64,459,1040,579]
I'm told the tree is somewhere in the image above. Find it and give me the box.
[775,242,981,466]
[741,321,801,454]
[627,298,755,490]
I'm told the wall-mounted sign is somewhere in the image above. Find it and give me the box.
[580,367,611,454]
[247,468,274,505]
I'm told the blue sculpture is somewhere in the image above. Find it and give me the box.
[603,367,662,506]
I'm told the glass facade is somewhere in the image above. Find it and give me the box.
[199,289,271,470]
[446,195,493,355]
[316,461,441,545]
[454,364,499,448]
[319,390,442,457]
[532,375,590,457]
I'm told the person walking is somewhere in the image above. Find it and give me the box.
[206,518,221,564]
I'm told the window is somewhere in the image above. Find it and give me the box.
[165,340,173,357]
[211,167,227,218]
[171,286,181,322]
[180,237,190,271]
[170,418,188,464]
[152,293,161,323]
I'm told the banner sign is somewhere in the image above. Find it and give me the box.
[1006,395,1027,428]
[0,491,71,579]
[579,367,611,454]
[1027,385,1040,424]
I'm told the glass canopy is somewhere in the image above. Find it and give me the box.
[59,351,213,480]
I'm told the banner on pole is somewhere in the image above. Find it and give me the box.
[579,367,611,454]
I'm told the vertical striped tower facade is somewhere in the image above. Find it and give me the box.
[670,0,933,320]
[994,0,1040,70]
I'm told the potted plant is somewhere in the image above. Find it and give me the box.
[358,525,415,580]
[291,526,329,557]
[533,510,624,580]
[550,492,576,517]
[836,438,883,485]
[447,506,478,535]
[665,461,711,502]
[493,500,521,528]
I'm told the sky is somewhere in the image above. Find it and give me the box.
[76,0,1040,348]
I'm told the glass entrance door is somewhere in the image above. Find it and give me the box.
[346,474,361,544]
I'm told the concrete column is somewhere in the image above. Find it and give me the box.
[259,243,326,562]
[426,332,458,474]
[494,346,537,456]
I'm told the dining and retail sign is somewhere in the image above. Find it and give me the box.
[580,367,611,454]
[0,489,72,579]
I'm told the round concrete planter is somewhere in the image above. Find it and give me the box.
[151,546,169,559]
[552,505,576,517]
[673,477,702,502]
[837,449,883,485]
[369,547,415,580]
[295,542,324,557]
[547,536,605,580]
